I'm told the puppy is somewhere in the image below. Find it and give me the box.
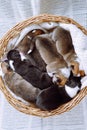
[7,49,53,90]
[28,46,46,72]
[35,34,70,86]
[1,61,41,102]
[16,29,46,72]
[52,26,85,76]
[15,29,46,54]
[36,72,82,111]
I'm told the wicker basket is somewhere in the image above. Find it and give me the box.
[0,14,87,117]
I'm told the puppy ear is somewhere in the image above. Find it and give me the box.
[7,49,21,61]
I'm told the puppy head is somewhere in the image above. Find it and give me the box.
[7,49,21,61]
[16,35,31,53]
[66,72,81,88]
[54,73,68,86]
[47,65,70,86]
[16,29,45,54]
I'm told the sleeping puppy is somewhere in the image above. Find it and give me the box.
[1,61,41,103]
[35,34,70,86]
[7,49,53,90]
[15,29,46,54]
[52,26,85,76]
[36,72,82,111]
[28,48,46,72]
[16,29,46,72]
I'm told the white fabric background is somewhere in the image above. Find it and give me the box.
[0,0,87,130]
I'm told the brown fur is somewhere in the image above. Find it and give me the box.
[35,34,70,86]
[1,62,40,102]
[15,29,46,71]
[52,26,85,76]
[28,47,46,72]
[15,29,45,53]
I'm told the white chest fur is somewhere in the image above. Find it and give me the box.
[65,85,79,98]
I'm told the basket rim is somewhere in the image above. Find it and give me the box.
[0,13,87,117]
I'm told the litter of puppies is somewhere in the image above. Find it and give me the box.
[1,22,87,111]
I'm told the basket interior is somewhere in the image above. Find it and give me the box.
[0,14,87,117]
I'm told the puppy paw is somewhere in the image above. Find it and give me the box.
[53,74,67,87]
[79,70,85,77]
[70,61,79,76]
[70,61,85,77]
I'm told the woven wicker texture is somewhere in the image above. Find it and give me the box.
[0,14,87,117]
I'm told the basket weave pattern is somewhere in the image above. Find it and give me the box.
[0,14,87,117]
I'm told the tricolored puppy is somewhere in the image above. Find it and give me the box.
[52,26,85,76]
[7,49,53,90]
[1,61,41,103]
[36,72,82,111]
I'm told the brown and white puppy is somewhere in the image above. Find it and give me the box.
[52,26,85,76]
[35,34,70,86]
[1,61,41,103]
[16,29,46,71]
